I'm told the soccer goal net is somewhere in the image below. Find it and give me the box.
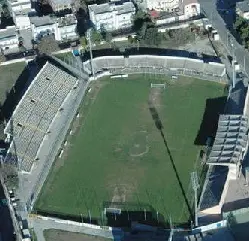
[150,83,166,89]
[104,208,122,215]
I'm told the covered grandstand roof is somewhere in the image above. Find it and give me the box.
[4,61,78,173]
[207,115,248,165]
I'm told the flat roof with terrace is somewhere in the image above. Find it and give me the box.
[0,26,18,44]
[56,14,77,27]
[237,1,249,14]
[30,16,55,27]
[88,1,135,15]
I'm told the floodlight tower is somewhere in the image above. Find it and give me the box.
[168,216,174,241]
[231,42,236,89]
[87,28,95,79]
[191,171,200,227]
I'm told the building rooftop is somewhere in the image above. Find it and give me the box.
[30,16,54,27]
[4,61,78,173]
[88,1,135,15]
[237,1,249,13]
[14,8,36,16]
[223,170,249,212]
[115,2,136,15]
[56,14,77,27]
[0,26,17,41]
[49,0,72,7]
[207,115,248,165]
[88,3,111,15]
[183,0,198,6]
[8,0,30,5]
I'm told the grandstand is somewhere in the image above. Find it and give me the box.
[207,115,248,166]
[83,55,227,82]
[199,81,249,222]
[4,61,78,173]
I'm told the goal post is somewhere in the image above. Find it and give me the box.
[150,83,166,89]
[104,207,122,215]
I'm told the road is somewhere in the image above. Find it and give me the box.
[199,0,249,82]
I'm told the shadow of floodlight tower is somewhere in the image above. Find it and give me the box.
[148,100,193,223]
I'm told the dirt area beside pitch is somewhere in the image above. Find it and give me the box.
[44,229,112,241]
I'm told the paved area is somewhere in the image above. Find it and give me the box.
[19,29,33,50]
[178,38,217,56]
[188,227,234,241]
[30,218,119,241]
[199,0,249,83]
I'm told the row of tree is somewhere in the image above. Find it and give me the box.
[234,16,249,48]
[81,29,113,48]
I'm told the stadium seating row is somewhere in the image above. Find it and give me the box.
[4,62,78,173]
[83,55,226,79]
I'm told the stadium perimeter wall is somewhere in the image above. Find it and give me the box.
[83,55,227,83]
[29,54,227,224]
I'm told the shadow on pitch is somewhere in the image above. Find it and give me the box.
[148,101,193,223]
[194,96,228,146]
[0,63,34,122]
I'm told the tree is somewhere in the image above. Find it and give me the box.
[1,4,11,18]
[37,35,59,55]
[241,26,249,40]
[143,27,162,46]
[128,35,134,44]
[227,212,237,228]
[91,30,102,44]
[133,10,151,31]
[133,10,154,40]
[1,163,19,189]
[101,29,112,43]
[81,36,88,49]
[234,16,245,31]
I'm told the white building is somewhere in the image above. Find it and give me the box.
[55,14,78,41]
[47,0,72,12]
[8,0,31,13]
[183,0,200,18]
[13,8,36,30]
[30,14,78,41]
[30,16,56,41]
[0,26,19,51]
[88,0,136,31]
[236,1,249,20]
[145,0,180,12]
[8,0,36,29]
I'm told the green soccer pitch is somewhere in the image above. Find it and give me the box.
[35,74,227,225]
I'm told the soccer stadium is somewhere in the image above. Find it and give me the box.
[4,54,233,227]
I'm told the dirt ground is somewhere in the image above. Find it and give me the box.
[44,229,111,241]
